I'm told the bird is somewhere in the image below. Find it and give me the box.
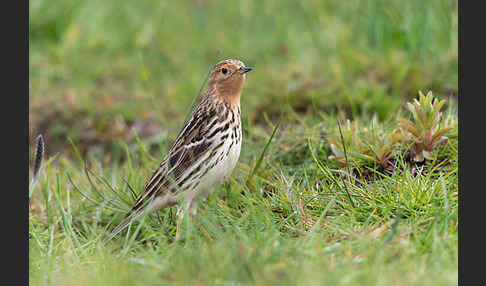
[106,59,252,241]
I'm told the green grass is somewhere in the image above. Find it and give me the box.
[29,0,458,285]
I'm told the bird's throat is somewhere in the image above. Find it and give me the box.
[215,77,245,107]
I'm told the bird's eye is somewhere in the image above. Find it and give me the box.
[221,68,228,75]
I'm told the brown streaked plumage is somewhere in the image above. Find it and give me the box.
[106,59,252,241]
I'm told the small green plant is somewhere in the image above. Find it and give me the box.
[396,91,454,162]
[328,90,455,171]
[365,116,402,171]
[327,119,375,168]
[328,117,401,171]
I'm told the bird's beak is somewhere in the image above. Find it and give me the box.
[238,66,253,74]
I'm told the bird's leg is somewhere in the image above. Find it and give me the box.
[189,200,198,217]
[175,205,185,241]
[175,197,200,240]
[188,199,209,236]
[175,199,194,241]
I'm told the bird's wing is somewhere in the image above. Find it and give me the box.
[129,103,229,213]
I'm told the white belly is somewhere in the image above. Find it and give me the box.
[197,126,242,198]
[208,138,241,184]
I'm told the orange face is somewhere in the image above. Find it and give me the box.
[210,59,252,83]
[208,59,252,103]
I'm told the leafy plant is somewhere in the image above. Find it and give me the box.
[397,91,454,162]
[328,119,375,168]
[328,90,456,170]
[328,117,400,171]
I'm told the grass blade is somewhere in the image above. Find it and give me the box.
[246,113,282,187]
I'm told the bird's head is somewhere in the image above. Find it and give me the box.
[207,59,252,105]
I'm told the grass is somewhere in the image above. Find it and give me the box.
[29,0,458,285]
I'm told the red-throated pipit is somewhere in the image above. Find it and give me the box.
[106,59,252,241]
